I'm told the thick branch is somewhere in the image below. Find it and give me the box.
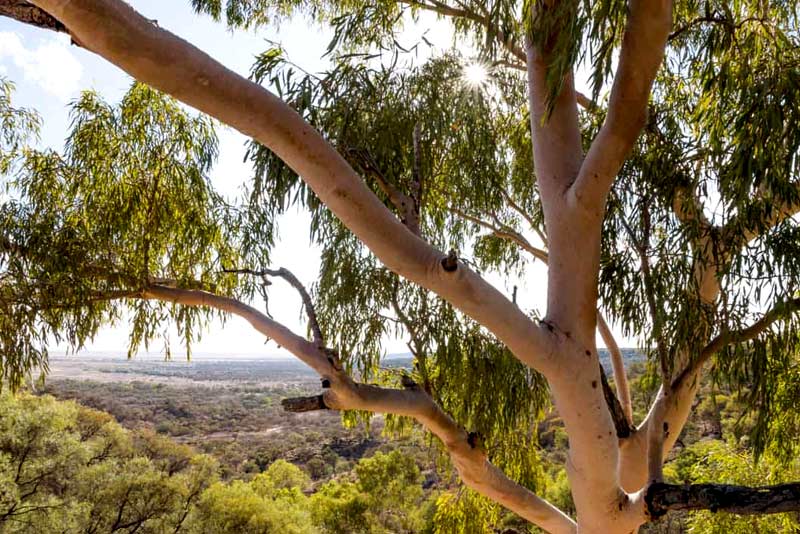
[27,0,558,378]
[646,482,800,518]
[139,284,576,534]
[570,0,672,213]
[525,41,583,198]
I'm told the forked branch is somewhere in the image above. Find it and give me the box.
[222,266,324,346]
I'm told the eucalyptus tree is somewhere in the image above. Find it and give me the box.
[2,1,800,532]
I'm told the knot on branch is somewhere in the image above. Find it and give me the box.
[467,431,484,450]
[441,249,459,272]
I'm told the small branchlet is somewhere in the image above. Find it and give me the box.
[282,395,328,412]
[441,249,459,272]
[401,374,419,389]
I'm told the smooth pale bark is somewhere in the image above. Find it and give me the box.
[142,285,577,534]
[522,2,671,530]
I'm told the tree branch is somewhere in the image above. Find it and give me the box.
[671,297,800,394]
[638,200,670,381]
[599,364,635,439]
[139,284,577,534]
[570,0,672,213]
[347,146,421,237]
[646,481,800,518]
[25,0,559,378]
[720,188,800,253]
[597,313,633,425]
[525,40,583,199]
[622,296,800,491]
[397,1,598,111]
[672,184,713,233]
[397,0,525,62]
[496,188,545,244]
[450,206,548,262]
[452,207,634,432]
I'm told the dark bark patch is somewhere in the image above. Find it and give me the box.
[646,481,800,518]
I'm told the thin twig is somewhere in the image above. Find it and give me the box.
[223,266,324,346]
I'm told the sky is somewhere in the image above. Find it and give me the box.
[0,2,634,359]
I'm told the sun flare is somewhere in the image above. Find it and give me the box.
[462,63,489,87]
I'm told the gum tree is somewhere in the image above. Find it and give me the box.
[2,1,800,532]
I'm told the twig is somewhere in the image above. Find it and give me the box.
[223,266,324,346]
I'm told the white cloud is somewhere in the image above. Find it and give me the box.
[0,31,83,102]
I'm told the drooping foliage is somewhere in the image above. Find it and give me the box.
[0,83,254,386]
[597,5,800,456]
